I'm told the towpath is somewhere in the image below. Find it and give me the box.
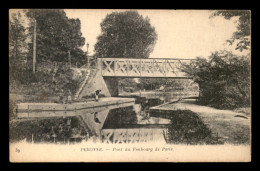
[150,99,251,144]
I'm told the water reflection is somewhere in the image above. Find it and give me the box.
[102,105,171,129]
[10,95,217,145]
[10,101,171,144]
[9,116,91,144]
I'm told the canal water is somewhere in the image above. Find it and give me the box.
[10,94,221,145]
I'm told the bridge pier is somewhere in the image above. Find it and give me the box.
[103,77,119,97]
[76,69,120,98]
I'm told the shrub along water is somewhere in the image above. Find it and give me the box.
[180,51,250,110]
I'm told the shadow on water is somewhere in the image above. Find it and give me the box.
[9,116,92,144]
[149,109,224,145]
[101,104,223,145]
[103,107,138,129]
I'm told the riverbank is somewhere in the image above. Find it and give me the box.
[15,97,135,119]
[150,99,251,145]
[9,93,86,120]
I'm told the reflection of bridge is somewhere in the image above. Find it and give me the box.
[101,128,166,144]
[99,58,196,78]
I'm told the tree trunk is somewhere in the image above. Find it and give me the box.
[33,19,37,74]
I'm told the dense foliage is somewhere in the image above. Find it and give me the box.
[26,9,85,63]
[9,9,86,96]
[9,12,28,85]
[94,11,157,58]
[180,51,250,109]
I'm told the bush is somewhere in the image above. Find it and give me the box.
[181,51,250,109]
[10,61,82,98]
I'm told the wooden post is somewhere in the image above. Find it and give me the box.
[32,134,34,144]
[33,19,37,74]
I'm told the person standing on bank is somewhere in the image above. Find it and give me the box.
[95,90,101,102]
[67,90,72,104]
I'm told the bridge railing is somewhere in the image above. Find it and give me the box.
[98,58,195,78]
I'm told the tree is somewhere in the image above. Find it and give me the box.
[25,9,85,64]
[95,11,157,58]
[60,18,86,67]
[211,10,251,52]
[180,51,250,109]
[9,11,28,82]
[9,12,27,67]
[70,48,87,67]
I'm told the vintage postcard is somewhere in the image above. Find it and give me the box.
[9,9,251,162]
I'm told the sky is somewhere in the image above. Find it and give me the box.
[64,9,248,59]
[10,9,247,59]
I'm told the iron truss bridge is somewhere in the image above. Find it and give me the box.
[98,58,196,78]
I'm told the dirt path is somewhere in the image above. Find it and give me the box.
[150,99,251,144]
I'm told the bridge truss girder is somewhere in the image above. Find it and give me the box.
[99,58,195,78]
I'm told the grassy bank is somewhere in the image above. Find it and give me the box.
[150,110,221,145]
[152,100,251,145]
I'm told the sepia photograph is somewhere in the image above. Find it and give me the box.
[9,9,251,162]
